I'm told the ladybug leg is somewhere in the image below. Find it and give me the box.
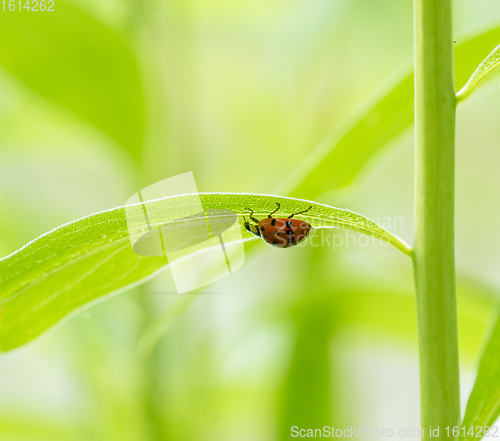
[287,205,313,218]
[267,202,281,218]
[245,208,260,224]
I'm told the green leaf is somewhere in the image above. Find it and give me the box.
[0,1,145,161]
[0,192,410,352]
[456,42,500,103]
[461,305,500,437]
[277,24,500,198]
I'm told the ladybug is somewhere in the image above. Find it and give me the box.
[243,203,313,248]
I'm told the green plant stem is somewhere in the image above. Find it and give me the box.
[413,0,460,435]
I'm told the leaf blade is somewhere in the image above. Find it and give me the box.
[461,305,500,436]
[456,43,500,103]
[278,24,500,197]
[0,192,410,351]
[0,2,145,160]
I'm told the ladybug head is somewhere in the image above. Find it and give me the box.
[243,216,261,237]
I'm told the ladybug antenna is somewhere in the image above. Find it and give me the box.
[268,202,281,218]
[245,208,260,224]
[288,205,313,219]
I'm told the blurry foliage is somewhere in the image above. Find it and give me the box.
[462,303,500,437]
[0,1,145,161]
[279,24,500,198]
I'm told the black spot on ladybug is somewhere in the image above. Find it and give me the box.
[246,203,312,248]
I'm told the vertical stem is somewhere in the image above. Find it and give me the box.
[413,0,460,435]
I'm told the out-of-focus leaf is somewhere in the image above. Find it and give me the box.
[0,192,410,352]
[279,297,337,439]
[277,24,500,198]
[461,305,500,437]
[278,248,344,439]
[0,1,145,160]
[0,413,87,441]
[274,251,495,438]
[345,279,495,359]
[456,43,500,103]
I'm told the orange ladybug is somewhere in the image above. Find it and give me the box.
[243,203,313,248]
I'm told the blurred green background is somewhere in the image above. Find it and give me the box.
[1,0,500,439]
